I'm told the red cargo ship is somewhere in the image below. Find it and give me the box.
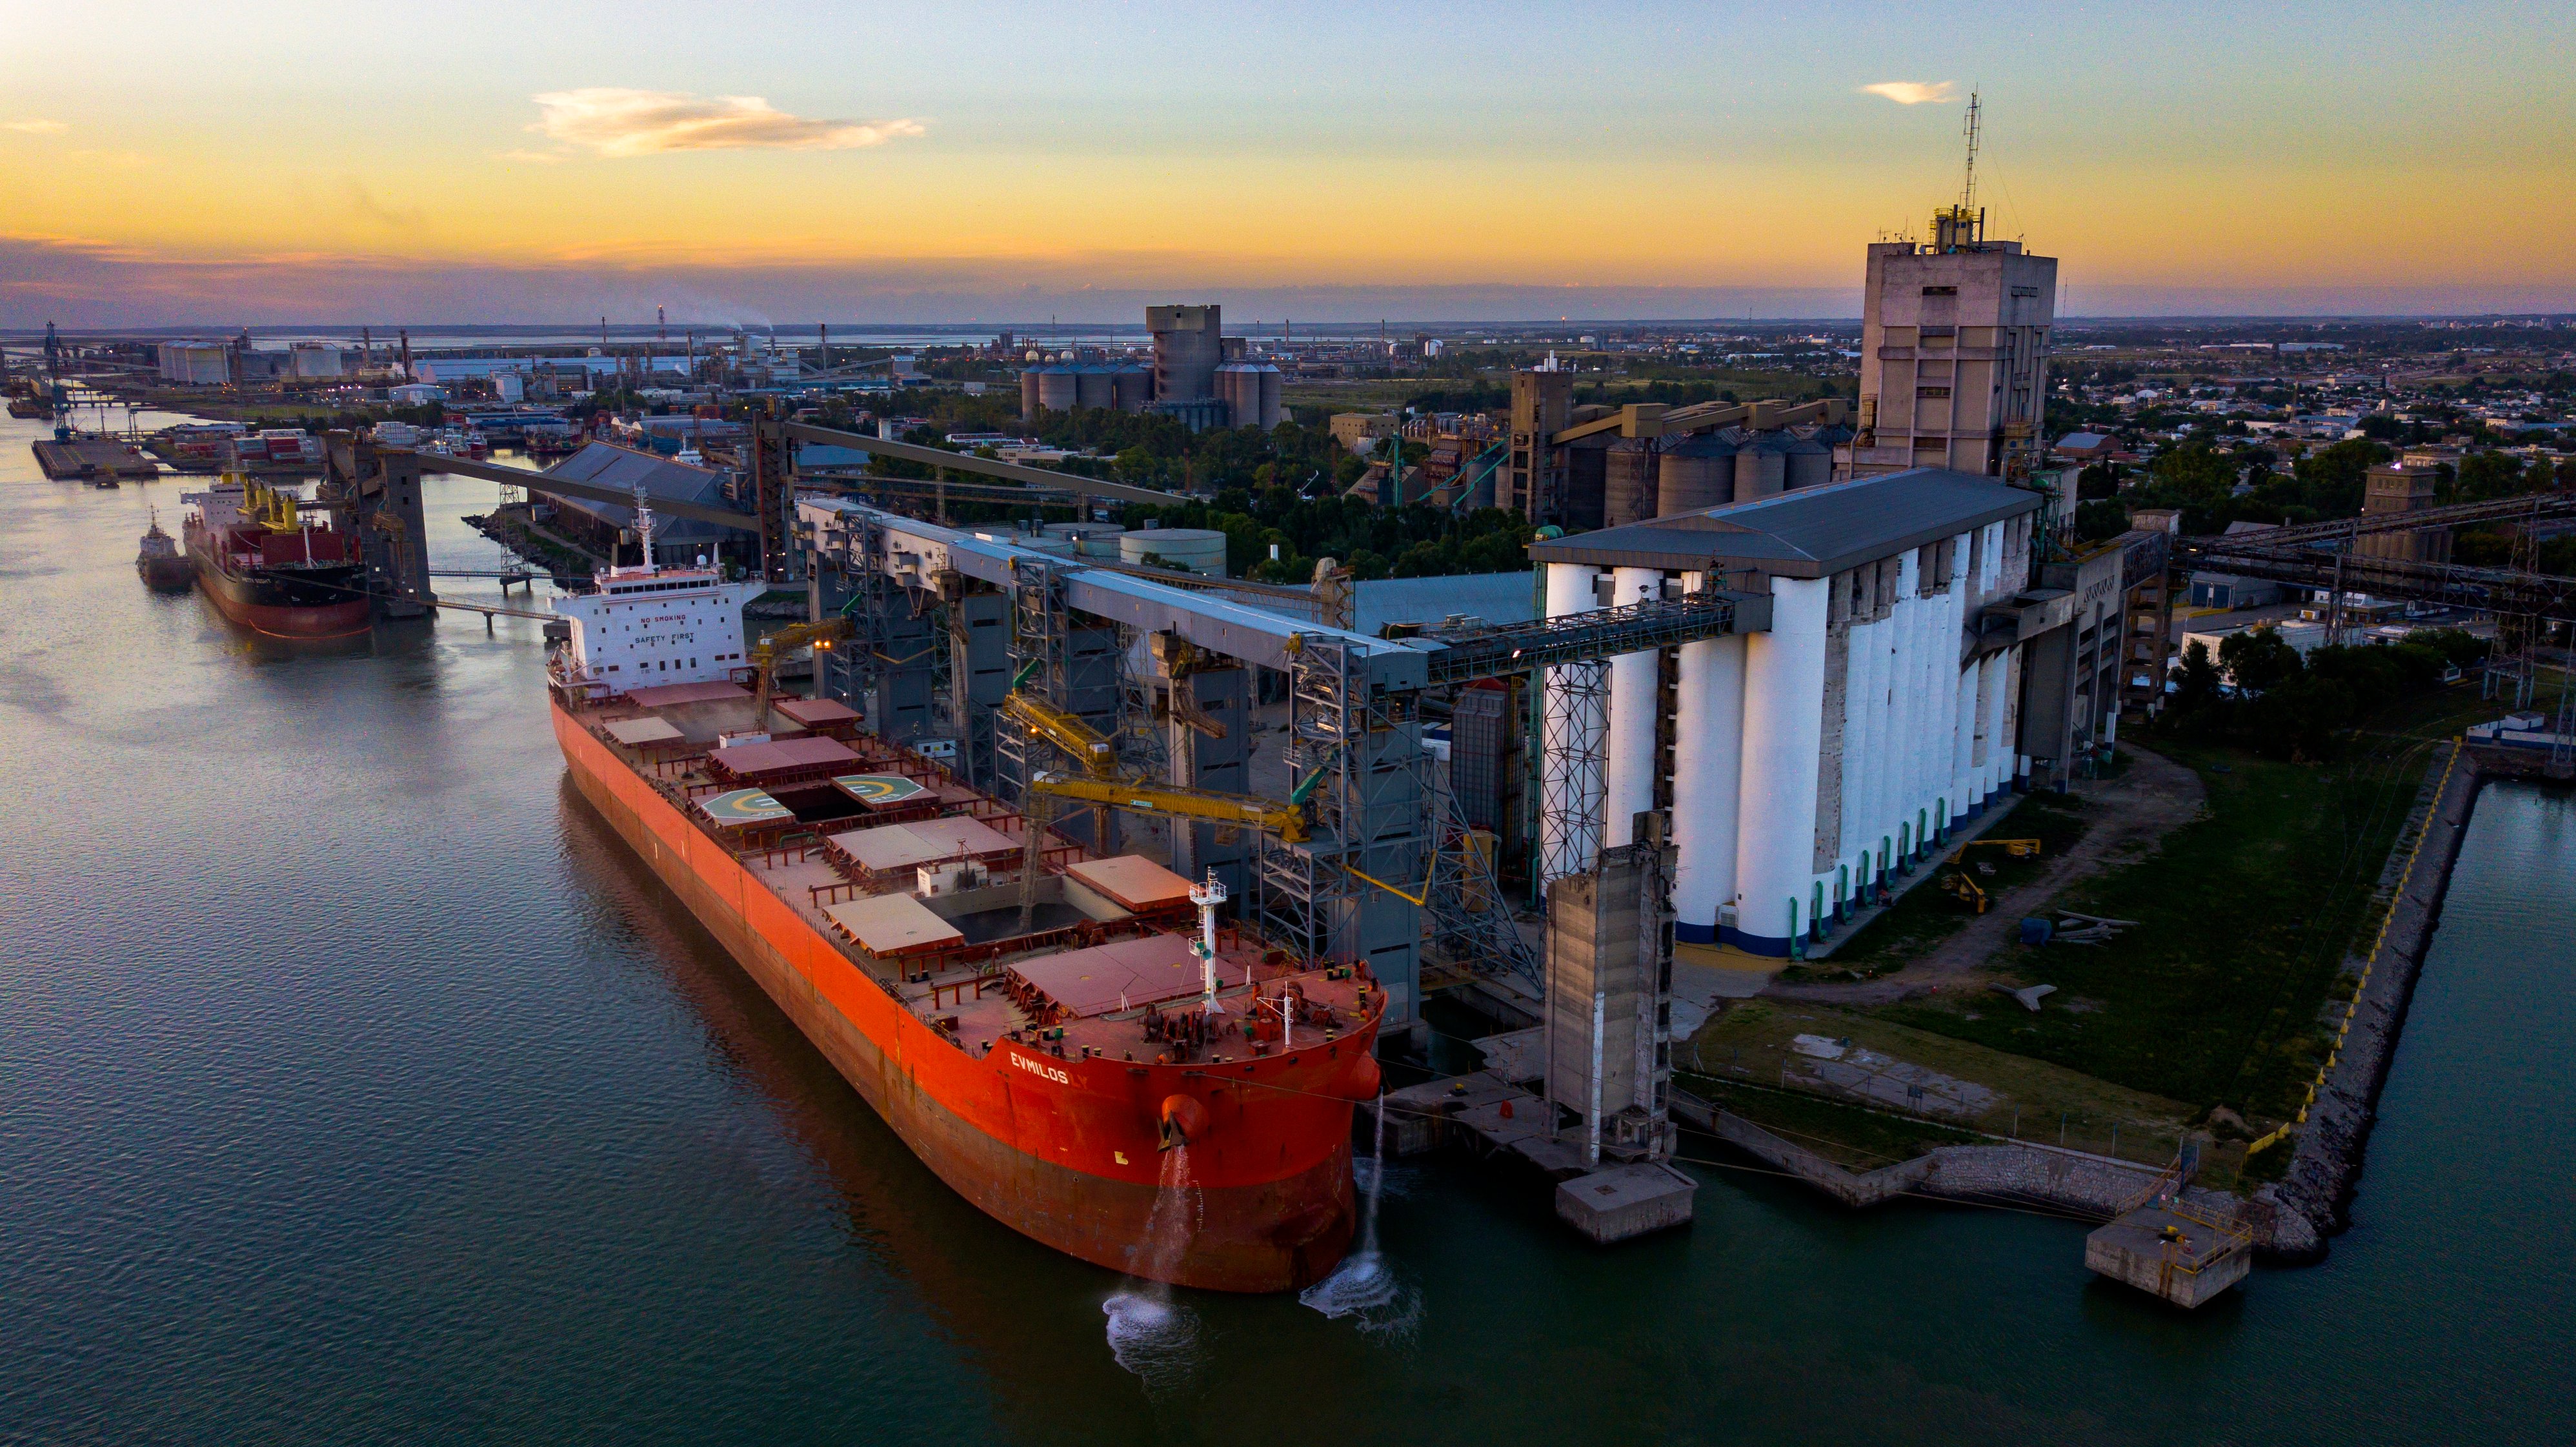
[181,472,372,638]
[545,525,1381,1291]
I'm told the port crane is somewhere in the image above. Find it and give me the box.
[748,616,854,730]
[1000,661,1322,930]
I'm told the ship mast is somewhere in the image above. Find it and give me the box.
[1189,869,1226,1015]
[630,481,656,572]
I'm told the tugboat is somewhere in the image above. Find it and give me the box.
[136,508,192,591]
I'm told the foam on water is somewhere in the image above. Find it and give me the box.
[1300,1093,1422,1337]
[1102,1289,1200,1388]
[1103,1145,1204,1391]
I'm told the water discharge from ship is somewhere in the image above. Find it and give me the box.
[1298,1092,1419,1337]
[1102,1144,1203,1392]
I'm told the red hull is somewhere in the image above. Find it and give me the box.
[185,523,371,638]
[198,584,373,638]
[551,700,1378,1291]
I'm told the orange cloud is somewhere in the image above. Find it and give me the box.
[528,88,925,157]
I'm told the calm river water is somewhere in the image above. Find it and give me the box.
[3,413,2570,1446]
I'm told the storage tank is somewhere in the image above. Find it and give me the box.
[1119,527,1229,578]
[1111,365,1154,413]
[1784,433,1833,491]
[1604,440,1656,527]
[1656,433,1738,514]
[1020,369,1043,423]
[1214,363,1258,429]
[1735,430,1792,501]
[1074,364,1115,411]
[1035,365,1078,414]
[1044,521,1128,558]
[1256,364,1282,432]
[1219,362,1283,430]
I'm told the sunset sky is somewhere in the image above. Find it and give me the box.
[3,0,2570,325]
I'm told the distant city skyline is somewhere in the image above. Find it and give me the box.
[3,1,2569,325]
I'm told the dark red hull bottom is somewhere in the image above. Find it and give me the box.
[192,560,371,638]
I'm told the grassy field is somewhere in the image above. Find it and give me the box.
[1675,1074,1976,1172]
[1778,789,2089,981]
[1280,379,1419,416]
[1872,683,2516,1124]
[1666,682,2533,1186]
[1684,998,2204,1171]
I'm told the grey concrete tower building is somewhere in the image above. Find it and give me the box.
[1844,212,2057,481]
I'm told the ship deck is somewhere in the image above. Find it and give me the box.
[559,683,1377,1069]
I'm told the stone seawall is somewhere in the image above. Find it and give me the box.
[1693,1099,2243,1222]
[2257,743,2480,1262]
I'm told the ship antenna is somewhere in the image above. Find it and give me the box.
[631,481,656,570]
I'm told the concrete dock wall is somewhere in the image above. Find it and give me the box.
[1694,1098,2190,1220]
[2259,744,2480,1262]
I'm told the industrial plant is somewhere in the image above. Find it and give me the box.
[16,102,2573,1313]
[1017,303,1283,432]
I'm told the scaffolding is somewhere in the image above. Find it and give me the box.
[996,556,1071,805]
[1256,634,1428,1006]
[1419,767,1542,987]
[1539,656,1608,887]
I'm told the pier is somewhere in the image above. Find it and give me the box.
[32,438,159,482]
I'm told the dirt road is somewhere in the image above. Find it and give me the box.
[1766,744,2207,1007]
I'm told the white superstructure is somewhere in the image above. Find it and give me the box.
[551,490,764,688]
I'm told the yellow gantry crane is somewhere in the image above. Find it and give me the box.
[998,687,1120,778]
[1001,659,1322,929]
[749,617,853,729]
[1023,771,1311,845]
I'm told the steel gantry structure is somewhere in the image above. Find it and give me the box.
[794,494,1769,1029]
[2160,487,2576,616]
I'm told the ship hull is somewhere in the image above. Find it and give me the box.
[138,553,194,592]
[551,700,1368,1291]
[186,541,370,638]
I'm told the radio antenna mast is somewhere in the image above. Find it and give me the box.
[1959,88,1982,214]
[1929,88,1987,253]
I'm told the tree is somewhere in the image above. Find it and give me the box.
[2172,640,2222,713]
[2455,450,2533,501]
[2217,629,2303,693]
[2288,439,2389,516]
[2075,498,2129,541]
